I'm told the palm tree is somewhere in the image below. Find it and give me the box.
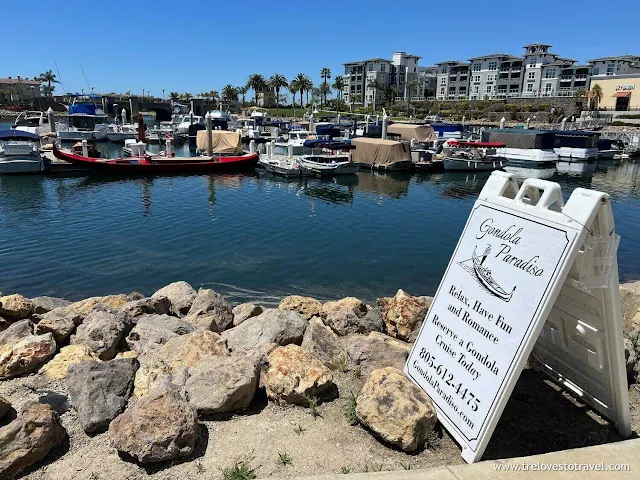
[366,78,383,112]
[332,76,344,102]
[246,73,267,105]
[169,91,179,101]
[289,79,299,115]
[294,73,313,108]
[269,74,288,108]
[237,85,248,108]
[574,87,586,99]
[35,70,59,97]
[182,92,192,102]
[320,67,331,110]
[588,84,603,110]
[320,84,331,109]
[222,84,239,102]
[293,74,306,109]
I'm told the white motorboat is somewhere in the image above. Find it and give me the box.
[106,123,136,142]
[274,130,313,156]
[553,131,598,161]
[175,114,205,134]
[259,155,306,177]
[12,110,57,136]
[0,130,44,174]
[57,95,109,141]
[297,154,359,176]
[597,139,624,159]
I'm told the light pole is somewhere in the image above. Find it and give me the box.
[162,89,165,100]
[142,88,145,98]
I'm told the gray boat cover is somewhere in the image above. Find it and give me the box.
[351,137,411,166]
[387,123,437,142]
[196,130,243,153]
[481,129,555,149]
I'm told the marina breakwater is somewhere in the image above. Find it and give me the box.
[1,280,640,478]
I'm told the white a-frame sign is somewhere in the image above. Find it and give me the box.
[405,171,631,463]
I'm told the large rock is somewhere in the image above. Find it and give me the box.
[322,303,383,336]
[35,306,83,343]
[109,388,197,463]
[126,315,194,355]
[133,359,175,398]
[0,333,57,379]
[159,330,229,371]
[301,317,346,369]
[356,367,437,452]
[122,296,171,317]
[346,332,411,376]
[232,303,263,326]
[0,319,33,351]
[184,355,259,414]
[0,402,66,478]
[152,281,197,317]
[184,289,234,332]
[40,345,101,380]
[265,344,334,405]
[222,309,306,351]
[0,395,10,419]
[624,338,637,380]
[67,293,140,318]
[66,358,138,433]
[620,281,640,334]
[0,294,35,321]
[70,309,128,360]
[31,296,72,315]
[378,290,432,341]
[279,295,322,321]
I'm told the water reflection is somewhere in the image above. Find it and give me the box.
[356,172,411,199]
[504,166,556,180]
[440,171,492,199]
[556,160,597,178]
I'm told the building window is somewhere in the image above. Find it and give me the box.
[485,84,492,93]
[473,75,480,82]
[544,69,556,79]
[544,83,552,93]
[440,77,446,85]
[528,71,535,79]
[473,63,481,72]
[529,58,536,67]
[439,87,445,95]
[488,61,497,70]
[487,74,495,82]
[380,64,385,72]
[509,84,519,92]
[526,83,534,92]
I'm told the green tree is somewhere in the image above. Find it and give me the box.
[269,74,288,108]
[320,67,331,110]
[222,84,239,102]
[237,85,248,108]
[246,73,267,105]
[320,83,331,109]
[587,84,603,110]
[289,79,300,115]
[574,87,586,98]
[295,73,313,107]
[332,76,344,102]
[35,70,59,97]
[169,91,179,101]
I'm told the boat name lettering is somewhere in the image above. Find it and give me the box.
[476,219,522,245]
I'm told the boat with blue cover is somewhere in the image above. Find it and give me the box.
[58,94,109,141]
[550,130,599,160]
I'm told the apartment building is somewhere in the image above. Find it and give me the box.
[588,55,640,76]
[342,52,423,106]
[418,66,438,99]
[520,44,590,98]
[435,61,469,100]
[468,54,523,100]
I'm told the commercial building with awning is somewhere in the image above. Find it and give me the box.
[590,73,640,111]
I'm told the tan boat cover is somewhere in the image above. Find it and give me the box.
[351,137,411,166]
[196,130,243,154]
[387,123,437,142]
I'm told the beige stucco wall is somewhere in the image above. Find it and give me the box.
[590,76,640,109]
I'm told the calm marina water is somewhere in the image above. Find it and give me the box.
[1,124,640,304]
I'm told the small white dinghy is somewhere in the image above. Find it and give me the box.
[0,130,45,174]
[297,139,359,176]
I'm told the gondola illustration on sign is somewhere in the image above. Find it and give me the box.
[457,245,516,302]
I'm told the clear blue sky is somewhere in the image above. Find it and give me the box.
[1,0,637,99]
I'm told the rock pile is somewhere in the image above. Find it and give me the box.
[0,283,463,475]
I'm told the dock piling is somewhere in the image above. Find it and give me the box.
[121,108,127,126]
[287,144,293,159]
[526,117,530,129]
[81,139,88,157]
[47,107,56,134]
[382,112,388,139]
[166,137,173,157]
[500,117,506,129]
[561,117,567,130]
[205,112,213,157]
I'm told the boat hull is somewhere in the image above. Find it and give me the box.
[58,130,108,142]
[494,147,558,167]
[106,133,136,142]
[443,157,506,171]
[0,157,44,174]
[53,145,258,174]
[554,147,598,161]
[356,160,414,172]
